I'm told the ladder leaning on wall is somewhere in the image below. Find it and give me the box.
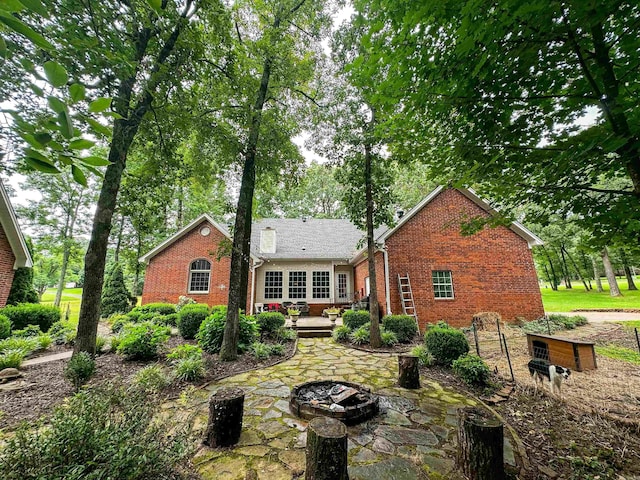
[397,274,418,325]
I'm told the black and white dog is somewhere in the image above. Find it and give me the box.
[527,358,571,397]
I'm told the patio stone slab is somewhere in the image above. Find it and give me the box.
[348,457,427,480]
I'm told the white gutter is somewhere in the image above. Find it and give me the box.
[249,259,264,315]
[382,245,392,315]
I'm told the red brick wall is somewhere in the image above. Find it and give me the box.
[354,252,387,315]
[0,224,16,307]
[141,221,252,311]
[385,189,544,330]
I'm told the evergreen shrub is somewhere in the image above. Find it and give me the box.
[424,325,469,365]
[64,352,96,391]
[0,315,11,340]
[256,312,285,335]
[100,264,132,317]
[197,306,258,354]
[452,354,491,386]
[177,304,210,339]
[382,315,418,342]
[342,310,370,329]
[1,304,60,331]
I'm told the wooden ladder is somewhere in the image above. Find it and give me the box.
[397,274,418,323]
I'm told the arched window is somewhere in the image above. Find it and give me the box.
[189,259,211,293]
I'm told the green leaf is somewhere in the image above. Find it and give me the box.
[86,117,112,138]
[48,140,64,151]
[20,133,41,148]
[23,147,48,162]
[43,61,68,87]
[16,0,47,17]
[0,12,53,50]
[69,138,95,150]
[79,155,111,167]
[28,82,43,96]
[106,111,123,119]
[19,57,34,71]
[47,96,66,114]
[83,165,104,178]
[24,157,60,174]
[58,154,73,165]
[0,36,6,59]
[69,83,86,103]
[33,132,52,145]
[57,110,73,139]
[88,97,111,113]
[147,0,162,13]
[71,165,87,186]
[0,0,26,12]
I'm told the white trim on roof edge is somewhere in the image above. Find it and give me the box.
[0,180,33,268]
[139,214,259,264]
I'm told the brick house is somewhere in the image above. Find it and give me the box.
[140,186,544,329]
[0,180,33,307]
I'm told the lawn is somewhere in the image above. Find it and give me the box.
[541,278,640,312]
[41,288,81,325]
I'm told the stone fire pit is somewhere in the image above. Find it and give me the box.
[289,380,379,425]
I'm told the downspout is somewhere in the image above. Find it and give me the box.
[249,259,264,315]
[383,244,392,315]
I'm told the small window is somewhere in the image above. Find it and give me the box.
[312,271,330,299]
[289,271,307,299]
[264,271,283,299]
[189,259,211,293]
[432,270,454,299]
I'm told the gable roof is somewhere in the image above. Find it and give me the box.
[139,214,245,264]
[0,180,33,269]
[377,186,543,248]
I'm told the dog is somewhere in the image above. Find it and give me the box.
[527,358,571,397]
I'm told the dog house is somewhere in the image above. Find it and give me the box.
[526,333,597,372]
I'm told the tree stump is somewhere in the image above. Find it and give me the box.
[456,406,505,480]
[203,387,244,448]
[398,354,420,389]
[305,416,348,480]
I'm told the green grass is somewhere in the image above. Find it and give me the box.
[617,320,640,331]
[595,345,640,365]
[541,278,640,312]
[41,288,81,326]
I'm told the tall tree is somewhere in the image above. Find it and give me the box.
[601,247,622,297]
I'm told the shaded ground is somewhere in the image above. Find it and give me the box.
[167,338,522,480]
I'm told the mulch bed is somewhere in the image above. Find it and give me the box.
[1,335,296,430]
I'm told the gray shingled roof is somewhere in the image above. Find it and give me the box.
[251,218,382,260]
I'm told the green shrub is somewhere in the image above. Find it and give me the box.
[134,365,171,392]
[250,342,271,360]
[64,352,96,391]
[6,260,38,306]
[95,336,107,353]
[411,345,434,367]
[0,314,11,340]
[100,263,132,317]
[110,314,130,333]
[382,315,418,343]
[175,357,205,381]
[0,336,39,356]
[424,326,470,365]
[350,323,371,345]
[332,325,351,342]
[380,330,399,346]
[275,326,297,342]
[152,313,178,327]
[36,334,52,350]
[256,312,286,336]
[177,304,210,339]
[12,324,42,337]
[130,303,177,317]
[116,322,170,360]
[573,315,588,326]
[522,314,588,334]
[0,349,25,369]
[138,312,156,323]
[0,384,194,480]
[342,310,370,330]
[167,344,203,362]
[197,306,258,354]
[452,354,491,386]
[48,320,76,344]
[109,335,121,352]
[269,343,285,356]
[1,304,60,331]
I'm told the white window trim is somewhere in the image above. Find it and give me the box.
[188,259,211,294]
[312,270,331,299]
[432,270,454,300]
[264,270,284,300]
[288,271,307,299]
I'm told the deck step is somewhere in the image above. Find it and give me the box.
[297,329,333,338]
[293,324,335,331]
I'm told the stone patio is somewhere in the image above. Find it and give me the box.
[163,338,517,480]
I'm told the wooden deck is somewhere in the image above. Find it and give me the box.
[286,316,343,337]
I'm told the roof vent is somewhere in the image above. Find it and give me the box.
[260,227,276,254]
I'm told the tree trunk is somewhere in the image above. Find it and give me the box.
[559,246,572,289]
[203,387,244,447]
[542,247,558,290]
[398,354,420,389]
[601,247,622,297]
[563,246,590,290]
[619,248,637,290]
[457,407,505,480]
[364,142,381,348]
[221,25,277,361]
[305,417,348,480]
[114,213,125,263]
[592,256,604,292]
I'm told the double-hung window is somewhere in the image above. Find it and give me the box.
[189,259,211,293]
[312,271,330,299]
[289,271,307,299]
[432,270,454,299]
[264,271,283,299]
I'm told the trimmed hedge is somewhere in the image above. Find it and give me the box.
[256,312,285,335]
[197,306,258,354]
[1,304,60,332]
[0,315,11,340]
[382,315,418,343]
[127,303,176,322]
[452,354,491,386]
[342,310,370,330]
[177,304,210,339]
[424,325,469,365]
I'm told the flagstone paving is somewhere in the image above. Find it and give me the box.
[164,338,517,479]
